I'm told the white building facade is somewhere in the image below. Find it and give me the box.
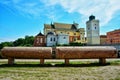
[57,34,69,45]
[46,32,57,47]
[46,32,69,46]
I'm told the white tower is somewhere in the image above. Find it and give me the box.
[86,15,100,45]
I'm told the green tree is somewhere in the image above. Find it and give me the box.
[0,42,13,49]
[24,36,34,46]
[13,38,24,46]
[13,36,34,46]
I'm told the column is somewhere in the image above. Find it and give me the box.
[40,59,44,64]
[99,58,106,64]
[8,58,14,65]
[65,59,69,64]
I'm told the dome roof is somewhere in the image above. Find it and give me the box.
[89,15,95,21]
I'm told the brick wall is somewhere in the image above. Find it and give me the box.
[33,36,46,46]
[106,29,120,44]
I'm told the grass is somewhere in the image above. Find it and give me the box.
[0,59,120,80]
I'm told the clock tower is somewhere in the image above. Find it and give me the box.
[86,15,100,45]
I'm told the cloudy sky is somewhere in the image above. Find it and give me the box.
[0,0,120,42]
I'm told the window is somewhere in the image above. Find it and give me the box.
[95,27,96,29]
[54,38,56,41]
[40,38,43,43]
[50,38,52,41]
[71,37,72,41]
[74,38,76,41]
[74,33,76,35]
[37,38,39,43]
[63,37,66,39]
[88,27,90,30]
[74,37,77,41]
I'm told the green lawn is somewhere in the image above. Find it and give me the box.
[0,59,120,80]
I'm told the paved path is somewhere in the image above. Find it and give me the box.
[0,59,120,62]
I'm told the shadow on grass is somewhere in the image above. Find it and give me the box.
[0,63,110,68]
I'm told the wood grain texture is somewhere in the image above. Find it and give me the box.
[1,47,52,59]
[56,46,117,59]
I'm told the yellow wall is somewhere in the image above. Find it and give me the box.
[44,28,86,43]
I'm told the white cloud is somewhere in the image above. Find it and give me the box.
[43,0,120,26]
[0,0,61,20]
[1,0,120,26]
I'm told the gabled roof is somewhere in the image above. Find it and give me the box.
[54,22,72,29]
[44,22,78,30]
[37,32,44,36]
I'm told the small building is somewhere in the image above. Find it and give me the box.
[33,32,45,46]
[106,29,120,44]
[57,34,69,45]
[46,32,57,47]
[100,35,107,44]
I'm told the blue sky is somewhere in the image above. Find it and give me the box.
[0,0,120,43]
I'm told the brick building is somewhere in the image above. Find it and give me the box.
[33,32,46,46]
[106,29,120,44]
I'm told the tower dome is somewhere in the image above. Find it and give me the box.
[89,15,95,21]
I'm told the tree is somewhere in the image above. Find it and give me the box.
[0,42,13,49]
[13,36,35,46]
[13,38,24,46]
[24,36,34,46]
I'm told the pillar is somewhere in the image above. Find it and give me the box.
[40,59,44,64]
[8,58,14,65]
[99,58,106,64]
[65,59,69,64]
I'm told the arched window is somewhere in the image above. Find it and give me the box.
[40,38,43,43]
[50,38,52,41]
[37,38,39,43]
[54,38,56,41]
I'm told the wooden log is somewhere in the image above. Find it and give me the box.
[1,47,52,59]
[56,46,117,59]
